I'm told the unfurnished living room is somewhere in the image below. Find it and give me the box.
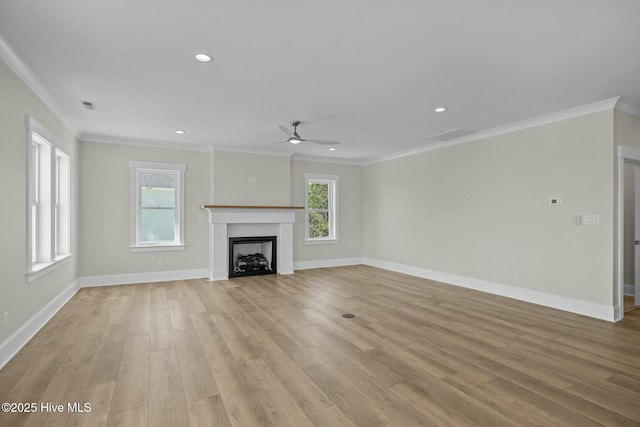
[2,1,640,426]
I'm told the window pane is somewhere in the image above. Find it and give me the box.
[308,182,329,209]
[140,173,176,208]
[308,211,329,238]
[141,208,175,242]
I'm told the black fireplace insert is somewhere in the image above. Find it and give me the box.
[228,236,277,278]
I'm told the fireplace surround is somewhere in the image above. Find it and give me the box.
[202,205,303,280]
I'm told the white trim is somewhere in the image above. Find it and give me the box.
[304,174,339,242]
[82,135,212,152]
[618,145,640,160]
[0,36,76,136]
[0,280,79,369]
[304,173,340,181]
[615,98,640,117]
[616,146,640,321]
[129,244,185,253]
[291,154,363,166]
[364,257,616,322]
[304,239,340,245]
[78,269,209,287]
[130,161,186,248]
[213,146,294,158]
[624,284,635,296]
[365,97,621,165]
[128,160,187,171]
[294,257,364,270]
[1,268,209,368]
[26,117,73,277]
[26,254,72,283]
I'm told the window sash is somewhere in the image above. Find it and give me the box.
[27,118,72,279]
[304,175,338,241]
[130,162,186,249]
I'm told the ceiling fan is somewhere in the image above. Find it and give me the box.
[275,121,340,145]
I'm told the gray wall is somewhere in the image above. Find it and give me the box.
[290,159,364,263]
[364,111,615,306]
[213,150,291,205]
[79,141,211,276]
[0,60,80,344]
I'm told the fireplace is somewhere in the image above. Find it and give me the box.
[202,205,302,281]
[228,236,277,278]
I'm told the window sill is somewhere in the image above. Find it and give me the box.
[27,254,72,283]
[130,244,185,253]
[304,239,340,245]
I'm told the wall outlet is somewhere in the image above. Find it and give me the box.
[549,196,561,206]
[157,258,164,266]
[3,312,8,328]
[512,270,519,279]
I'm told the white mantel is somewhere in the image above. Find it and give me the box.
[202,205,303,281]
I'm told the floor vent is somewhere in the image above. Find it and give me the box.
[342,313,355,319]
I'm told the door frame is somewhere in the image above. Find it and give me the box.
[617,146,640,320]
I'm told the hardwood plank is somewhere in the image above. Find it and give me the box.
[187,395,232,427]
[174,329,219,402]
[109,335,149,415]
[148,348,190,427]
[243,357,314,427]
[2,266,640,426]
[65,381,115,427]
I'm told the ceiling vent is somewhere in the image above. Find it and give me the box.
[81,100,97,110]
[428,128,475,142]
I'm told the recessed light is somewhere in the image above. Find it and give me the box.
[175,130,186,135]
[329,148,336,151]
[194,53,212,63]
[434,106,447,113]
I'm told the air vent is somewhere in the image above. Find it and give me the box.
[81,100,97,110]
[428,128,475,142]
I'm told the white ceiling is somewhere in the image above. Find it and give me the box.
[1,1,639,162]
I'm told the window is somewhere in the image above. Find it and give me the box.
[27,117,71,281]
[130,161,186,251]
[305,173,339,243]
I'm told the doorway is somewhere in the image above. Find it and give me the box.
[618,146,640,320]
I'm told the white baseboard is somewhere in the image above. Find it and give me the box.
[0,280,79,370]
[624,284,636,296]
[294,257,365,271]
[78,268,209,287]
[364,258,616,322]
[1,268,210,368]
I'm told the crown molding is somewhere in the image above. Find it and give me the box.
[0,35,77,136]
[212,146,294,158]
[291,153,363,166]
[82,134,213,152]
[365,97,621,166]
[615,97,640,117]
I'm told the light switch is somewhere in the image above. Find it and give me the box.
[549,196,561,206]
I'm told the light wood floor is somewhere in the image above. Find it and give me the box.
[624,295,639,313]
[2,265,640,427]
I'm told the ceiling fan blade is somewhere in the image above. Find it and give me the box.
[306,139,340,145]
[278,125,293,136]
[269,140,288,145]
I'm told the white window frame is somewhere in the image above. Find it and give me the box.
[304,173,339,244]
[129,161,186,252]
[26,117,72,282]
